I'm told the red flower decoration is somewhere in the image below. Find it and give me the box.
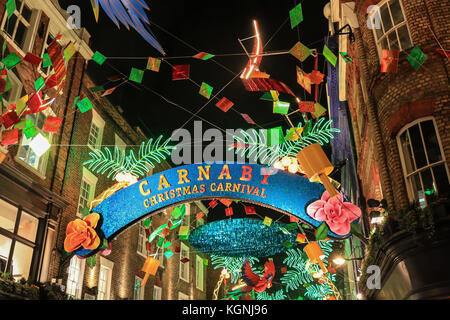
[306,191,361,235]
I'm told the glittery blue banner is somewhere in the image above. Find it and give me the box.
[77,163,348,256]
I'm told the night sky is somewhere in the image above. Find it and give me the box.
[57,0,331,139]
[56,0,333,228]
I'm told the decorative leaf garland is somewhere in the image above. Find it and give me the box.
[256,289,287,300]
[210,255,260,284]
[83,136,176,179]
[229,118,340,166]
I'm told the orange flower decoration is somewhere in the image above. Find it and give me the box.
[64,213,101,253]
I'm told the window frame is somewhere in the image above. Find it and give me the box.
[76,168,98,217]
[15,107,55,177]
[87,109,105,151]
[396,116,450,206]
[368,0,413,58]
[133,276,145,300]
[0,0,39,55]
[66,256,86,299]
[137,220,147,258]
[179,242,190,283]
[195,255,204,291]
[0,196,40,281]
[97,256,113,300]
[153,285,162,300]
[178,291,190,300]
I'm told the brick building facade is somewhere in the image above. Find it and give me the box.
[325,0,449,299]
[0,0,217,300]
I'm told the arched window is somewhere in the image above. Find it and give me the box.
[397,117,450,207]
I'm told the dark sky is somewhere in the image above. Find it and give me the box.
[58,0,331,139]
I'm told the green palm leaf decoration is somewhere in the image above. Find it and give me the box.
[229,118,340,166]
[83,135,176,180]
[304,283,333,300]
[84,146,129,179]
[211,255,259,284]
[256,289,287,300]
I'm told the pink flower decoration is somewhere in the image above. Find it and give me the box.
[306,191,361,235]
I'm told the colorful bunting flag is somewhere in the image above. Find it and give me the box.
[407,46,427,71]
[89,85,105,93]
[260,90,279,102]
[209,200,218,208]
[172,65,190,80]
[101,86,118,97]
[42,53,52,68]
[273,101,290,115]
[290,215,300,223]
[180,257,189,263]
[323,45,337,67]
[179,226,189,236]
[24,53,42,66]
[199,82,213,99]
[6,0,16,20]
[241,113,255,125]
[164,250,174,259]
[1,128,19,146]
[147,57,161,72]
[1,111,19,129]
[196,212,205,220]
[436,49,450,58]
[219,199,232,207]
[91,51,107,65]
[263,216,273,227]
[215,97,234,112]
[163,241,171,249]
[2,52,21,69]
[286,223,298,231]
[296,67,311,94]
[193,52,215,60]
[289,42,311,62]
[42,116,63,133]
[340,52,353,63]
[381,49,399,73]
[63,42,77,61]
[298,101,315,113]
[285,127,303,141]
[76,97,94,113]
[23,120,37,139]
[108,75,122,82]
[225,207,234,216]
[296,233,306,243]
[244,206,256,215]
[309,70,325,85]
[289,3,303,29]
[129,67,144,83]
[283,240,293,249]
[312,102,327,118]
[34,77,45,92]
[27,92,43,113]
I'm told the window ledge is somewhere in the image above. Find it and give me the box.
[14,156,47,181]
[0,32,26,58]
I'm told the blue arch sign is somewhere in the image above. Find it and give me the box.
[77,163,348,256]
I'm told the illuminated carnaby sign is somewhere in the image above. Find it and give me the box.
[77,163,348,256]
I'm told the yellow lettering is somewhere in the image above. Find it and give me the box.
[211,183,217,191]
[158,174,171,190]
[178,169,191,184]
[139,181,151,196]
[197,165,211,181]
[144,198,150,208]
[218,164,232,180]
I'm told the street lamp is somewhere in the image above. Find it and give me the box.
[332,256,364,266]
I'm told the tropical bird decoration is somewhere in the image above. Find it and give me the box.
[90,0,165,55]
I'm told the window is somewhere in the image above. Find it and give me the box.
[0,198,39,281]
[0,0,35,52]
[133,276,145,300]
[97,257,113,300]
[40,32,54,76]
[397,117,450,207]
[39,226,55,283]
[196,255,204,291]
[1,69,26,110]
[137,221,147,257]
[66,256,85,299]
[115,134,126,152]
[179,242,189,282]
[87,109,105,150]
[178,291,190,300]
[153,285,162,300]
[77,168,98,217]
[369,0,412,56]
[155,248,164,268]
[16,108,55,175]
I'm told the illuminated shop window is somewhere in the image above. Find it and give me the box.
[369,0,413,57]
[397,117,450,207]
[0,198,38,281]
[66,255,85,299]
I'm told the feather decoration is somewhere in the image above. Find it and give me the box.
[92,0,165,55]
